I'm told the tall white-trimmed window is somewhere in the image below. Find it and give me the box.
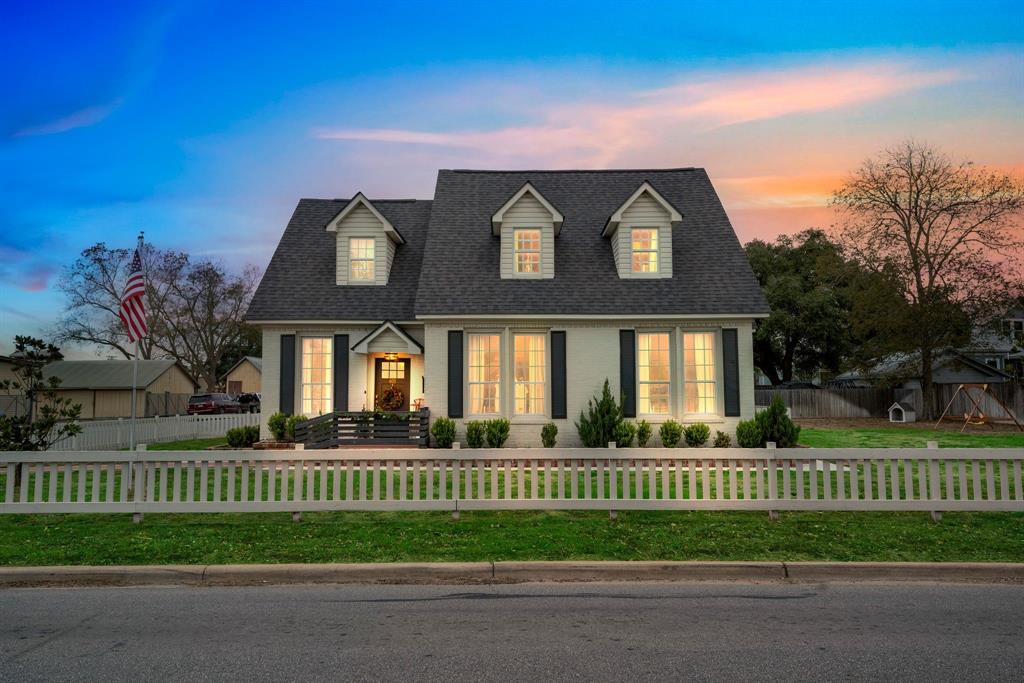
[349,238,375,281]
[683,332,716,414]
[638,332,670,414]
[468,334,501,414]
[514,229,541,274]
[514,334,545,415]
[301,337,333,416]
[631,228,658,273]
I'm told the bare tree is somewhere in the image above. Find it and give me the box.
[832,141,1024,415]
[147,258,261,390]
[54,242,261,390]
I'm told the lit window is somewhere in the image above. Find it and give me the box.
[301,337,333,416]
[350,238,375,281]
[468,334,501,414]
[638,333,670,414]
[514,229,541,274]
[514,334,545,414]
[683,332,716,414]
[631,228,658,273]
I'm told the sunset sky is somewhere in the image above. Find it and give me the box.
[1,0,1022,353]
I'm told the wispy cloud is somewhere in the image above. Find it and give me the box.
[314,60,964,168]
[12,99,122,138]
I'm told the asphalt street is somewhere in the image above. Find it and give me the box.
[1,582,1022,682]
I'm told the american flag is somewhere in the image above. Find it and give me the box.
[118,248,148,342]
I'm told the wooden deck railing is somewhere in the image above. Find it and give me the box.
[293,409,430,449]
[1,444,1022,517]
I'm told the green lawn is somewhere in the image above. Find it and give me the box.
[799,427,1024,449]
[1,510,1020,566]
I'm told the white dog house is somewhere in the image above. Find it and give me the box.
[888,401,917,423]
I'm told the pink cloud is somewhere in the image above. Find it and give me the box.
[314,61,964,168]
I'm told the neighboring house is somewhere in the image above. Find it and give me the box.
[0,355,17,386]
[42,359,199,419]
[247,168,769,446]
[960,308,1024,379]
[0,355,26,417]
[831,349,1012,389]
[223,356,262,394]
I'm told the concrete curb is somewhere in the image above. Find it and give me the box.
[1,562,1021,588]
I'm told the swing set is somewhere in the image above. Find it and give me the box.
[934,383,1023,432]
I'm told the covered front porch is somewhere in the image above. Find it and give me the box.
[294,321,430,448]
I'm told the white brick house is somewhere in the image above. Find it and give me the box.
[247,168,769,446]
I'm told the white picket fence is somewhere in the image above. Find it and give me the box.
[1,445,1022,516]
[50,413,261,451]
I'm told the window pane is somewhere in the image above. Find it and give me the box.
[683,332,716,414]
[468,334,501,414]
[300,337,333,416]
[638,332,670,414]
[514,334,545,414]
[632,252,658,272]
[514,229,541,274]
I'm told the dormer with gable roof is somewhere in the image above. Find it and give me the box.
[602,181,682,279]
[491,182,563,279]
[327,192,406,286]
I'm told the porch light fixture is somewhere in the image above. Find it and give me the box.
[384,352,399,361]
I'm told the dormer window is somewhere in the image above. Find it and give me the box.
[603,181,681,280]
[493,182,562,280]
[350,238,375,281]
[326,192,404,286]
[630,228,659,273]
[514,229,541,274]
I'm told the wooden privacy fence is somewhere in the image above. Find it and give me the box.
[145,392,192,417]
[50,413,261,451]
[294,409,430,448]
[2,446,1022,517]
[755,387,906,418]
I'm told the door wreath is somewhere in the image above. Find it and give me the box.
[377,382,405,411]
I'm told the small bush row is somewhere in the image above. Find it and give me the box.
[430,417,512,448]
[428,387,803,449]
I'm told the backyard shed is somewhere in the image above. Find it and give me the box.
[222,356,262,394]
[43,359,198,419]
[888,401,916,423]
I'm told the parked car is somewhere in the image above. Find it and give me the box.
[236,392,261,413]
[187,393,242,415]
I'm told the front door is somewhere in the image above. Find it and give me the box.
[374,358,411,411]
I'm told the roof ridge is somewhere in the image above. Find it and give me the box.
[299,197,428,203]
[445,167,700,174]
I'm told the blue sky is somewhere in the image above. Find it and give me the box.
[1,0,1022,355]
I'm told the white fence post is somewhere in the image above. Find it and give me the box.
[767,442,779,521]
[928,441,942,522]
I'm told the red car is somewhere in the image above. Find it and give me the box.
[187,393,242,415]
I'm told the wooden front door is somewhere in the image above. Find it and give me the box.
[374,358,411,411]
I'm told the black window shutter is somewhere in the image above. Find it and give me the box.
[447,331,463,418]
[333,334,348,412]
[551,331,567,419]
[722,328,740,417]
[280,334,295,415]
[620,329,636,418]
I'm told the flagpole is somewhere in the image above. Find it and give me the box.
[128,231,144,451]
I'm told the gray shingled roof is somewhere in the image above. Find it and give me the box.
[247,168,768,321]
[247,199,431,321]
[42,360,193,390]
[415,168,768,316]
